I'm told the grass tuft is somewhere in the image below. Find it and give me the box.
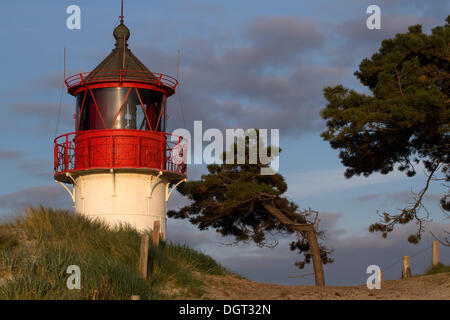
[425,263,450,275]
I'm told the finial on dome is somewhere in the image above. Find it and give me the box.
[113,22,130,48]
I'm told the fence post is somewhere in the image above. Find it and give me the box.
[402,256,411,278]
[152,221,160,247]
[432,241,439,267]
[139,234,150,280]
[377,269,383,284]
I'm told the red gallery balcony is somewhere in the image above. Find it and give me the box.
[54,130,187,183]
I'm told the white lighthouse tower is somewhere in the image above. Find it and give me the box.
[54,9,186,237]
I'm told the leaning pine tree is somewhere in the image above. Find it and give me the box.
[169,131,333,286]
[320,16,449,245]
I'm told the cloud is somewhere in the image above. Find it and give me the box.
[6,100,73,138]
[0,148,24,160]
[0,145,53,181]
[0,149,51,181]
[29,71,66,92]
[330,13,443,67]
[178,1,227,16]
[318,212,347,237]
[355,193,382,202]
[243,16,325,66]
[354,190,444,205]
[135,16,341,137]
[18,157,53,181]
[0,185,73,215]
[337,13,436,44]
[362,0,450,18]
[285,167,413,199]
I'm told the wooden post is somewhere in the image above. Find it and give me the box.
[305,225,325,287]
[131,295,140,300]
[432,240,439,267]
[402,256,411,278]
[139,234,150,280]
[152,221,160,247]
[377,269,383,284]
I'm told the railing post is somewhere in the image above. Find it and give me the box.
[137,136,140,167]
[54,141,57,172]
[160,133,164,170]
[158,74,162,86]
[111,134,115,168]
[65,135,69,172]
[178,137,181,173]
[86,134,90,169]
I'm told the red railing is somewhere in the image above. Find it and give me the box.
[65,69,178,94]
[54,130,187,176]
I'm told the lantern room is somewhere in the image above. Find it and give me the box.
[66,23,174,133]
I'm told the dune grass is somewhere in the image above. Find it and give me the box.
[0,206,228,300]
[425,262,450,275]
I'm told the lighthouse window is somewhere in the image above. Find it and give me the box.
[137,89,165,132]
[75,92,84,131]
[76,91,104,131]
[91,87,130,129]
[75,87,166,131]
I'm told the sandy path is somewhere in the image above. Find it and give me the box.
[199,272,450,300]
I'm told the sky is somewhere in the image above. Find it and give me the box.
[0,0,449,286]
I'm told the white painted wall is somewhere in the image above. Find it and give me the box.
[73,172,168,237]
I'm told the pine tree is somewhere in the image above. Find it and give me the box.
[320,16,450,245]
[169,131,333,285]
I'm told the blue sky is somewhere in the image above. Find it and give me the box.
[0,0,449,286]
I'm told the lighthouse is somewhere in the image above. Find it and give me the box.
[54,10,186,237]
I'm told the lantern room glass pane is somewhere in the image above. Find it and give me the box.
[76,90,104,131]
[92,87,129,129]
[75,92,84,130]
[137,89,165,132]
[76,87,166,132]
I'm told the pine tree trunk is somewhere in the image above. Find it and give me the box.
[304,226,325,287]
[262,203,325,287]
